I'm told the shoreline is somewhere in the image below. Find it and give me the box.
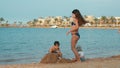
[0,55,120,68]
[0,26,120,29]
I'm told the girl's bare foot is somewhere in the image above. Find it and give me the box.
[76,59,81,62]
[72,58,77,62]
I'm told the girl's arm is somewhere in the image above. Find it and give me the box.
[66,22,79,35]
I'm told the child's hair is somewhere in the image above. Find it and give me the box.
[54,41,60,46]
[76,46,82,51]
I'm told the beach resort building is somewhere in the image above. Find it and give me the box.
[84,16,95,24]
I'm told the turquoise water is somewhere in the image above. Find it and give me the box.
[0,28,120,64]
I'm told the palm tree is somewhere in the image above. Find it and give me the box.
[45,19,51,26]
[101,16,107,23]
[32,21,36,26]
[94,17,98,27]
[18,21,23,27]
[27,21,32,27]
[33,19,38,24]
[32,19,39,26]
[13,21,17,27]
[5,21,9,27]
[108,16,116,27]
[118,18,120,26]
[0,17,5,22]
[66,17,70,22]
[110,16,116,26]
[54,18,58,25]
[63,16,68,19]
[0,17,5,25]
[39,20,42,26]
[59,19,63,26]
[34,19,38,22]
[100,16,107,26]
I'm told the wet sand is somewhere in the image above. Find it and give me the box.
[0,55,120,68]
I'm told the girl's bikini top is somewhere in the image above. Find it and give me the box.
[71,22,76,26]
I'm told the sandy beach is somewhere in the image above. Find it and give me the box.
[0,55,120,68]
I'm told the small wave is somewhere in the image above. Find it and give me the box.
[0,59,17,62]
[0,57,36,63]
[18,42,27,44]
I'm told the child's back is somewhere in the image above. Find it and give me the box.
[49,41,62,59]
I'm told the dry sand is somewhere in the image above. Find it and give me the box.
[0,55,120,68]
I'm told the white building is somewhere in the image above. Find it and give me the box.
[115,17,120,23]
[85,16,95,24]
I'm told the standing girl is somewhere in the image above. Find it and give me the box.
[66,9,86,62]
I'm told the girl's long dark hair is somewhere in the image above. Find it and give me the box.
[72,9,86,26]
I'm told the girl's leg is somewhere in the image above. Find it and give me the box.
[71,35,80,61]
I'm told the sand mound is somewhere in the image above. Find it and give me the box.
[40,53,73,63]
[111,55,120,58]
[40,53,58,63]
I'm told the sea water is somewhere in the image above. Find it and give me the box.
[0,28,120,64]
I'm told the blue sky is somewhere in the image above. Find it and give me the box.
[0,0,120,23]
